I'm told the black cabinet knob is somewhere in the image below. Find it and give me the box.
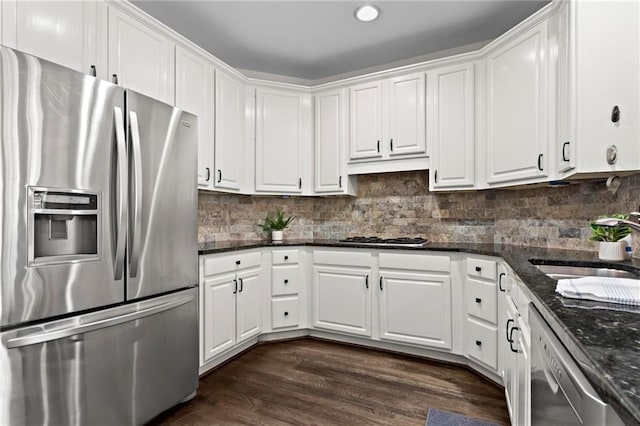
[475,340,482,346]
[284,311,289,316]
[475,266,482,272]
[284,279,289,284]
[284,256,289,260]
[612,105,621,123]
[475,297,482,304]
[236,260,241,265]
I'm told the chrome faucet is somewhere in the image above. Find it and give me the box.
[595,212,640,233]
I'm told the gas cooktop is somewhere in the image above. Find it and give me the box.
[338,236,429,248]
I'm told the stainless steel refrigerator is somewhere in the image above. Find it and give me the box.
[0,46,198,425]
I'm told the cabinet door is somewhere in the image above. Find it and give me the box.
[108,7,174,104]
[255,88,305,193]
[215,70,245,191]
[2,1,101,76]
[486,21,548,184]
[516,318,531,426]
[236,268,261,344]
[315,90,344,193]
[430,64,475,189]
[175,46,214,188]
[312,266,372,336]
[387,73,426,157]
[349,81,383,160]
[202,273,237,362]
[379,271,451,349]
[503,296,519,423]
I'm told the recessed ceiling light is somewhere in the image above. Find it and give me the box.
[354,5,380,23]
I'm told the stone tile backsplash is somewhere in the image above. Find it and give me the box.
[198,171,640,254]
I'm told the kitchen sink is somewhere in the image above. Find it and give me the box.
[532,263,640,280]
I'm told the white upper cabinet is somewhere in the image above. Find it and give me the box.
[214,70,245,192]
[485,20,548,185]
[387,73,427,157]
[429,62,476,190]
[348,73,427,174]
[555,0,640,176]
[349,81,383,160]
[107,6,175,104]
[314,89,356,195]
[1,1,105,78]
[255,87,311,194]
[175,46,215,188]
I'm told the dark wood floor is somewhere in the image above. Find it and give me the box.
[152,338,510,425]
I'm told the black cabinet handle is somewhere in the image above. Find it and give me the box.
[562,142,570,162]
[379,276,383,291]
[498,272,506,292]
[611,105,620,123]
[90,65,96,77]
[284,311,289,316]
[475,340,482,346]
[217,169,222,183]
[236,260,241,265]
[339,175,342,188]
[112,74,118,84]
[509,327,520,353]
[475,266,482,272]
[239,278,244,293]
[377,140,380,153]
[434,170,438,184]
[475,297,482,304]
[233,279,238,294]
[506,319,514,342]
[365,275,369,289]
[390,138,394,152]
[284,279,289,284]
[298,178,302,189]
[537,153,544,171]
[205,167,211,182]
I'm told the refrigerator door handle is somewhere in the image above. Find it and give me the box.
[6,294,194,349]
[113,107,127,280]
[128,111,143,278]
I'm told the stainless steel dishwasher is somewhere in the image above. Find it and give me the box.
[529,305,624,426]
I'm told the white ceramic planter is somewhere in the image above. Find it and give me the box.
[271,230,283,242]
[598,241,626,261]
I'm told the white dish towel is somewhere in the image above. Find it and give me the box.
[556,276,640,306]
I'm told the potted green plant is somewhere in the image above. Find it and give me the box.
[589,214,632,260]
[258,209,294,242]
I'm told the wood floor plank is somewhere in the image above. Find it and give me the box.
[152,338,510,425]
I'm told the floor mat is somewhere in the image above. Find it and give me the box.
[425,408,502,426]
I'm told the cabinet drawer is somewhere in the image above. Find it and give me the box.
[379,252,450,272]
[272,250,299,265]
[272,298,299,329]
[203,251,261,277]
[313,250,371,268]
[466,257,497,280]
[466,318,497,370]
[272,266,300,296]
[466,278,497,324]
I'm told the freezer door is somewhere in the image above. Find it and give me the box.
[125,91,198,300]
[0,288,198,425]
[0,46,126,327]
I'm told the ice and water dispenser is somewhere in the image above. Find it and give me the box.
[29,188,100,264]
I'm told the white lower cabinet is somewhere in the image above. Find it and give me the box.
[378,252,452,349]
[270,249,305,331]
[200,251,263,365]
[312,266,372,337]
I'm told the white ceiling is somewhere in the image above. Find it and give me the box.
[132,0,550,83]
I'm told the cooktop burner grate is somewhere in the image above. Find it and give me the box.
[338,236,429,247]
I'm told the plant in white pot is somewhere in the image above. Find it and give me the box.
[259,209,293,242]
[589,214,632,261]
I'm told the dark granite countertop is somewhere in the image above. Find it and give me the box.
[198,240,640,425]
